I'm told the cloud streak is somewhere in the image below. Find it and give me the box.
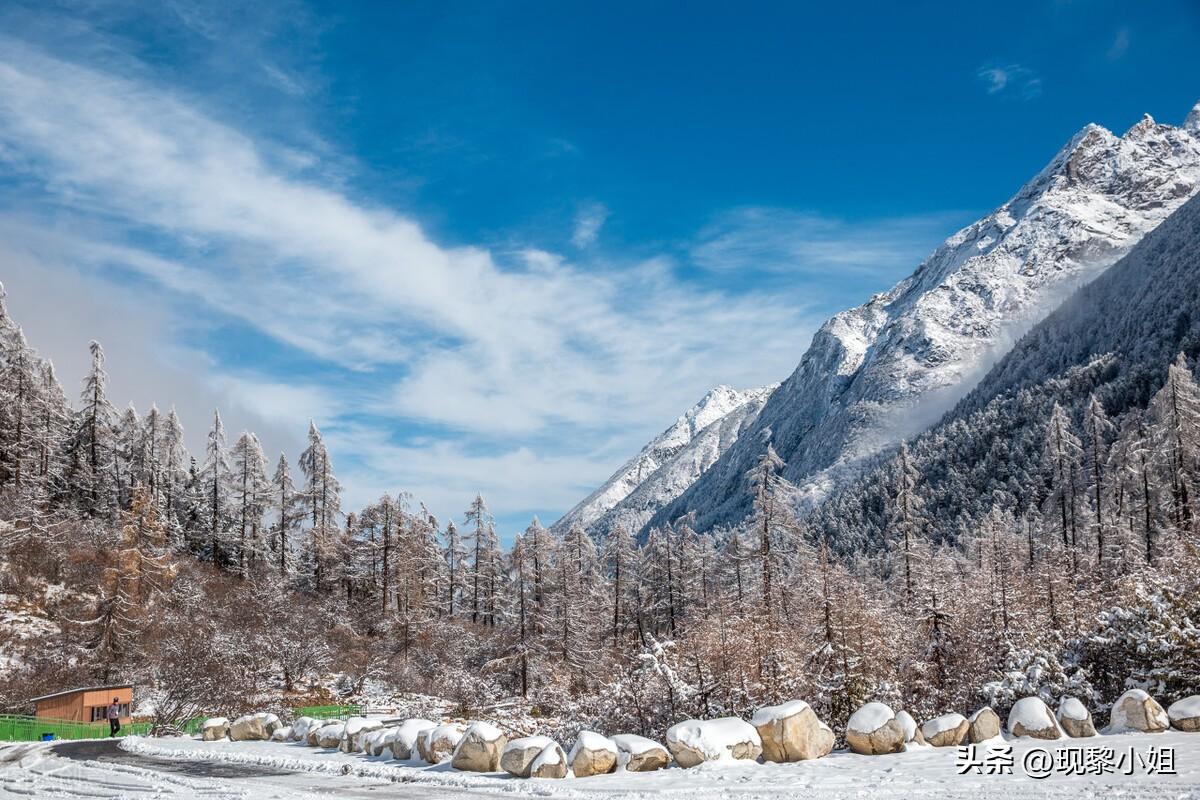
[977,63,1042,100]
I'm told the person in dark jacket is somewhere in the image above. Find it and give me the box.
[107,698,121,737]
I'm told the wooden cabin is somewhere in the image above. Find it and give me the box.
[30,685,133,724]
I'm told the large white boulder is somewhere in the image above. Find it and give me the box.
[1008,697,1061,740]
[666,717,761,767]
[389,719,437,760]
[751,700,834,762]
[845,703,905,755]
[610,734,670,772]
[501,736,557,778]
[568,731,618,777]
[1168,696,1200,732]
[529,742,568,779]
[419,723,465,764]
[315,721,347,749]
[229,713,271,742]
[341,717,385,753]
[1109,689,1169,733]
[895,710,926,747]
[967,707,1001,743]
[921,713,969,747]
[289,717,319,742]
[200,717,229,741]
[1056,698,1097,738]
[451,721,508,772]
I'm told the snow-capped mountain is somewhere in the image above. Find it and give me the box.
[552,384,775,536]
[646,101,1200,536]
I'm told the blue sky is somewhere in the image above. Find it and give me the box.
[1,0,1198,537]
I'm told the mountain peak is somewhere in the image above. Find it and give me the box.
[1123,112,1159,140]
[1186,100,1200,135]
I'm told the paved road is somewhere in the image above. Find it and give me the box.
[47,740,498,799]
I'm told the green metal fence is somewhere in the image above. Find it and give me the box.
[292,704,363,720]
[0,714,153,742]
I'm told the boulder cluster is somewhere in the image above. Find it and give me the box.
[195,689,1200,778]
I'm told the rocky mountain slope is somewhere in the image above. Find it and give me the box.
[552,385,774,536]
[644,102,1200,535]
[811,182,1200,554]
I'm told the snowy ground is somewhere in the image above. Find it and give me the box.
[1,730,1197,799]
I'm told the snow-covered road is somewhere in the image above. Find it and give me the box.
[1,731,1198,799]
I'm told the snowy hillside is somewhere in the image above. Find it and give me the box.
[552,385,773,536]
[648,101,1200,535]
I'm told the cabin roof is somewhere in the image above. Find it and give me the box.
[29,684,133,703]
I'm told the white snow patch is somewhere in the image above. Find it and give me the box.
[848,702,895,734]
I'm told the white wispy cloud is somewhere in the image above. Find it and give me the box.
[0,36,829,523]
[571,202,609,248]
[1108,27,1131,60]
[977,63,1042,100]
[690,207,966,279]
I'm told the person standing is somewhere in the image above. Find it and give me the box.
[107,698,121,737]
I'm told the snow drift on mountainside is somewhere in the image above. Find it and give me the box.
[646,101,1200,536]
[552,384,774,536]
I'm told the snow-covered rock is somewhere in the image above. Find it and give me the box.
[646,102,1200,536]
[968,707,1001,743]
[528,741,568,779]
[666,717,762,767]
[229,713,276,742]
[894,710,925,747]
[340,717,384,753]
[845,702,905,755]
[1056,698,1097,738]
[361,726,396,756]
[1109,689,1169,733]
[1168,696,1200,732]
[199,717,229,742]
[418,723,464,764]
[553,384,774,537]
[610,734,670,772]
[389,718,437,760]
[921,713,968,747]
[751,700,833,762]
[451,721,506,772]
[269,725,292,742]
[289,717,319,742]
[1008,697,1061,739]
[501,735,556,778]
[568,731,618,777]
[314,722,346,749]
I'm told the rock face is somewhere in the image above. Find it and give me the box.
[1110,689,1169,733]
[419,724,464,763]
[645,103,1200,537]
[199,717,229,741]
[666,717,762,767]
[921,713,969,747]
[751,700,834,762]
[1008,697,1061,740]
[568,731,619,777]
[968,707,1001,743]
[529,742,568,779]
[501,736,556,778]
[1056,698,1097,738]
[845,703,905,755]
[1168,696,1200,732]
[451,722,508,772]
[895,710,924,746]
[610,734,670,772]
[229,714,271,742]
[552,385,775,537]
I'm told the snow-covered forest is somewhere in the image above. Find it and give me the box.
[1,273,1198,745]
